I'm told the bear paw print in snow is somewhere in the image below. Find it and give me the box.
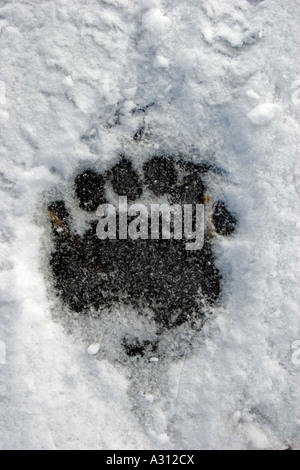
[48,155,237,359]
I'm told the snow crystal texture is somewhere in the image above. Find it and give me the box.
[0,0,300,450]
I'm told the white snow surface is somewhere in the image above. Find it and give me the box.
[0,0,300,450]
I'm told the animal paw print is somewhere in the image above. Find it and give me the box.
[48,155,237,358]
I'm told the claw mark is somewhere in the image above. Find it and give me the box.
[49,210,68,231]
[49,210,87,257]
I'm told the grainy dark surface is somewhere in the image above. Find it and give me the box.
[143,156,178,196]
[213,201,237,236]
[75,170,107,212]
[110,157,143,200]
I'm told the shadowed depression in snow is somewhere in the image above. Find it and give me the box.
[48,155,237,357]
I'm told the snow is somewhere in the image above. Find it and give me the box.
[149,357,159,363]
[292,341,300,366]
[246,89,260,101]
[292,80,300,110]
[247,103,281,125]
[0,81,6,106]
[0,341,5,365]
[153,55,169,69]
[87,343,101,355]
[0,0,300,450]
